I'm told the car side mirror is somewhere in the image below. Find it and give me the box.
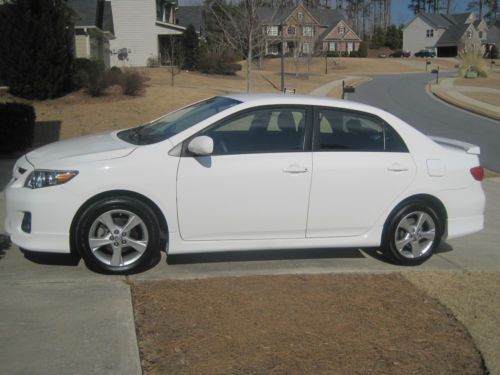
[187,136,214,156]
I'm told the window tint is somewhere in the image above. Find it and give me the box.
[201,107,307,155]
[317,108,407,152]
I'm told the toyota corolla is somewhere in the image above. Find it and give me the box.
[4,94,485,273]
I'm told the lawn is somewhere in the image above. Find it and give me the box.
[23,57,449,141]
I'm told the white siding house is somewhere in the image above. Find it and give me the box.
[109,0,185,67]
[403,12,487,57]
[403,16,445,54]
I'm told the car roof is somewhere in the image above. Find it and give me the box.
[223,93,382,114]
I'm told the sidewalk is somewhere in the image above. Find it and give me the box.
[429,77,500,121]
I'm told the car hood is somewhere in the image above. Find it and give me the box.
[26,131,136,167]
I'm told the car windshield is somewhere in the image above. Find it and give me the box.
[118,96,241,145]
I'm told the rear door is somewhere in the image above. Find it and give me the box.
[307,107,416,238]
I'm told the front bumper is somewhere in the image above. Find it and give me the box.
[4,159,80,253]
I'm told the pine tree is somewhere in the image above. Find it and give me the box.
[182,25,200,70]
[0,0,74,99]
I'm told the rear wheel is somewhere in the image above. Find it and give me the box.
[382,201,442,265]
[75,196,161,274]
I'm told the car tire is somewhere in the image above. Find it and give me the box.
[382,201,443,266]
[74,196,161,274]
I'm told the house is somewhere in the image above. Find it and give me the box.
[258,3,361,56]
[403,12,488,57]
[68,0,115,68]
[107,0,187,67]
[486,20,500,57]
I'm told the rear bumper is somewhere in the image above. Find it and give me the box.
[438,182,485,240]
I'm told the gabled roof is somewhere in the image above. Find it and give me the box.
[419,12,453,28]
[177,6,204,33]
[436,23,471,46]
[68,0,114,35]
[257,5,343,27]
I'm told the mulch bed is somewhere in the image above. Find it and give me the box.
[131,274,486,375]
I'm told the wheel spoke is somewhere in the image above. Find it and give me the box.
[421,230,436,241]
[398,218,414,234]
[122,214,142,233]
[127,239,147,254]
[410,241,421,257]
[111,246,123,266]
[396,236,412,251]
[89,236,113,251]
[97,212,116,232]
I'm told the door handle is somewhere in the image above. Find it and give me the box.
[387,164,409,172]
[283,165,309,174]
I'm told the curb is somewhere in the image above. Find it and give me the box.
[427,82,500,123]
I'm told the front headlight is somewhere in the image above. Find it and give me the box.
[24,170,79,189]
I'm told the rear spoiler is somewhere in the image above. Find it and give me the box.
[429,136,480,155]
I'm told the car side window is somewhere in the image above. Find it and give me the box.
[316,108,407,152]
[201,107,307,155]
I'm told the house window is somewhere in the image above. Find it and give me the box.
[302,42,311,54]
[426,29,434,38]
[479,31,483,39]
[287,26,296,35]
[267,26,278,36]
[298,12,303,21]
[303,26,313,37]
[338,26,345,34]
[467,30,473,39]
[329,42,336,51]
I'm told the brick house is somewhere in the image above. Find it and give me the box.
[258,3,361,56]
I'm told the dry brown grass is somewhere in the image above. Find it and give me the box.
[455,72,500,89]
[28,57,454,141]
[405,271,500,375]
[462,92,500,107]
[132,273,485,375]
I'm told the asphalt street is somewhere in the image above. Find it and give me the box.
[349,72,500,172]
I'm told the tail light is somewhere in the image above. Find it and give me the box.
[470,166,484,181]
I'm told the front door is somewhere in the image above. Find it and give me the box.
[177,106,313,241]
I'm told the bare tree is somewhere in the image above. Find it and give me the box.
[160,36,185,87]
[208,0,266,92]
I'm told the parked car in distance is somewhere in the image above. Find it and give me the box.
[389,50,411,58]
[5,94,485,274]
[415,49,436,58]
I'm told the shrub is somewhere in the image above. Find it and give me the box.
[0,103,35,154]
[349,51,359,57]
[86,60,106,97]
[120,70,145,96]
[459,46,488,78]
[198,50,241,75]
[358,42,368,57]
[326,51,340,57]
[0,0,74,99]
[182,24,199,70]
[104,66,123,86]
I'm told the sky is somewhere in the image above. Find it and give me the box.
[392,0,471,26]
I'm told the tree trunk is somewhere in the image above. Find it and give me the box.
[247,31,253,92]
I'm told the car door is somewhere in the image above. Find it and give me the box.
[306,107,416,238]
[176,106,313,241]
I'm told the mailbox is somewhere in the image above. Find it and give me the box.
[431,69,439,74]
[343,86,355,93]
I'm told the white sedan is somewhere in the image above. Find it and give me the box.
[4,94,485,273]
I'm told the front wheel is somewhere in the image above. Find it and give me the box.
[382,201,443,266]
[74,196,161,274]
